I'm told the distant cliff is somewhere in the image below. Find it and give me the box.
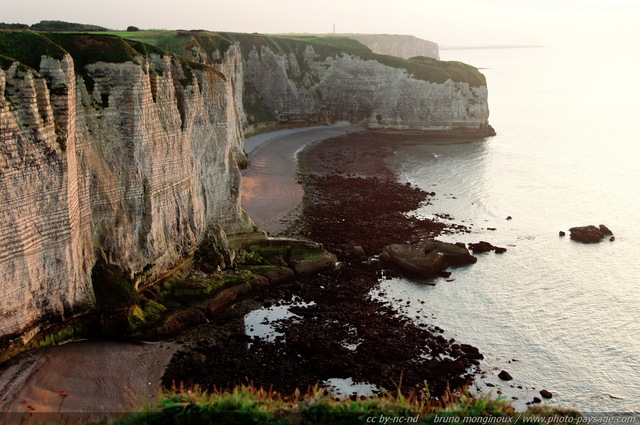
[124,31,491,134]
[0,32,253,349]
[344,34,439,60]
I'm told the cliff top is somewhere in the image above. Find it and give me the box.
[1,29,485,87]
[92,30,486,87]
[0,31,217,93]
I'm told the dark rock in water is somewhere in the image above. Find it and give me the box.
[599,224,613,236]
[485,382,496,387]
[380,240,476,278]
[569,225,613,243]
[559,231,566,237]
[494,246,507,254]
[498,370,513,381]
[381,244,447,278]
[610,236,615,242]
[465,352,485,360]
[468,241,494,253]
[532,397,542,404]
[540,389,553,399]
[460,343,480,354]
[438,270,452,278]
[506,216,512,220]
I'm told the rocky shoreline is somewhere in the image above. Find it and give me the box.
[163,131,485,398]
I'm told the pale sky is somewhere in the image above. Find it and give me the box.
[2,0,639,46]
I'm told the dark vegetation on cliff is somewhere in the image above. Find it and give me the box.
[0,31,218,96]
[2,28,487,131]
[108,30,486,87]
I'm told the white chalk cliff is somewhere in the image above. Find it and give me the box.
[242,45,489,130]
[0,36,253,349]
[0,31,492,351]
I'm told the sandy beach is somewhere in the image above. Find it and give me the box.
[1,125,475,416]
[241,123,364,235]
[0,340,178,414]
[0,124,362,415]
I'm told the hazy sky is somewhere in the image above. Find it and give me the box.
[3,0,639,46]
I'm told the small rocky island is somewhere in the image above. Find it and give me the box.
[565,225,614,243]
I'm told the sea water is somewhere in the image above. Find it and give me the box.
[375,42,640,412]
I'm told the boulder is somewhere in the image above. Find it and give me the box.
[380,240,476,278]
[468,241,494,253]
[539,389,553,399]
[381,244,448,278]
[353,245,367,259]
[498,370,513,381]
[250,266,295,284]
[569,225,613,243]
[289,251,337,275]
[468,241,506,254]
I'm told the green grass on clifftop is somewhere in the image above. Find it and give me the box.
[1,29,485,87]
[95,30,487,87]
[0,31,67,69]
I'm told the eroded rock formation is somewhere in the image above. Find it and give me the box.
[0,33,253,349]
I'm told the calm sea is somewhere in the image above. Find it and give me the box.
[378,42,640,412]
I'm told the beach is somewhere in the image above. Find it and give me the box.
[1,126,481,415]
[241,124,364,235]
[165,129,480,397]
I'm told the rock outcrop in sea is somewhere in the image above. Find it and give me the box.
[568,225,614,243]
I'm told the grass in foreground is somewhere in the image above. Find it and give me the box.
[109,384,580,425]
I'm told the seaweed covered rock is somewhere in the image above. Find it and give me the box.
[194,226,235,273]
[380,240,476,278]
[91,258,166,336]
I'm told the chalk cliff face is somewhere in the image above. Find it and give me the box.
[0,35,253,343]
[0,30,493,347]
[242,44,489,131]
[153,32,489,132]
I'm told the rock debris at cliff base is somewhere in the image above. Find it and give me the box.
[163,132,481,397]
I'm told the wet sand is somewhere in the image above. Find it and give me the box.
[0,124,361,416]
[241,124,364,235]
[0,340,178,414]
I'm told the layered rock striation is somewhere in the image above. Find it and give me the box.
[0,32,253,347]
[0,29,494,351]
